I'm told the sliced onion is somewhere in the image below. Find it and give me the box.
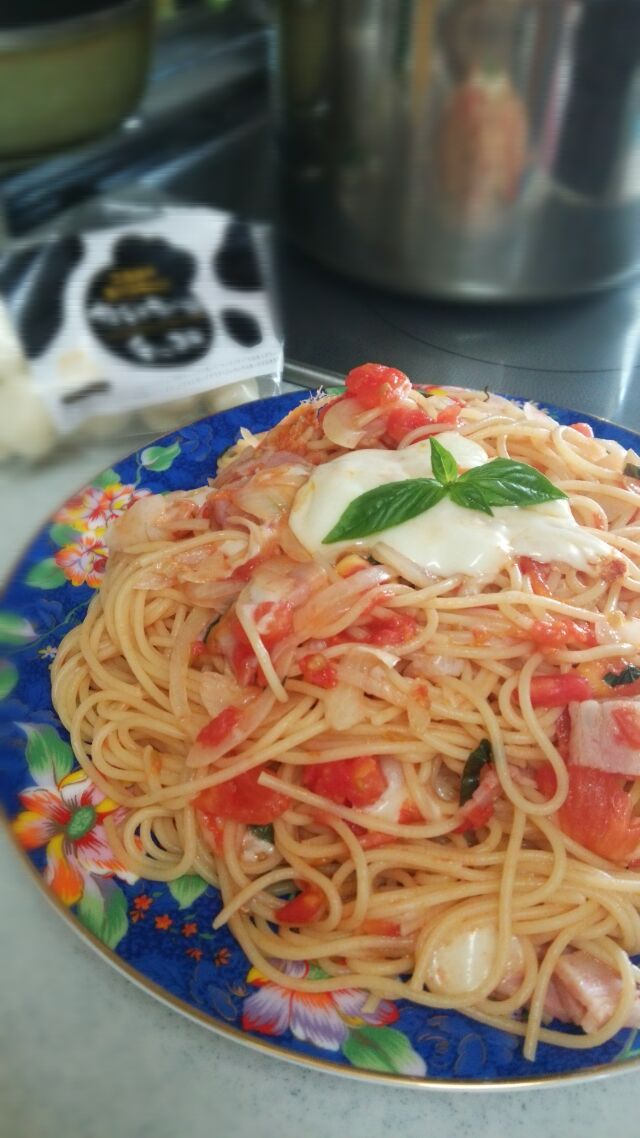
[322,396,367,448]
[200,672,245,718]
[336,654,408,707]
[323,683,369,730]
[169,605,211,723]
[293,564,390,640]
[187,688,276,767]
[406,654,463,678]
[406,695,431,737]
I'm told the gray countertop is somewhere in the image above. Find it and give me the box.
[2,425,640,1138]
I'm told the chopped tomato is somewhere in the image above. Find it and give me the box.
[303,755,387,809]
[190,639,208,662]
[560,765,640,864]
[611,705,640,749]
[196,766,289,825]
[212,613,258,686]
[456,765,500,833]
[231,632,260,687]
[299,653,338,689]
[534,761,558,799]
[384,396,462,445]
[215,603,292,687]
[357,830,396,850]
[197,810,225,853]
[535,760,640,864]
[527,617,597,650]
[518,557,552,597]
[359,918,401,936]
[399,800,423,824]
[384,406,433,444]
[433,399,463,424]
[528,673,593,708]
[252,600,294,648]
[601,557,627,582]
[276,884,325,925]
[231,553,270,582]
[196,706,240,748]
[349,612,419,646]
[554,707,571,760]
[345,363,412,409]
[569,422,594,438]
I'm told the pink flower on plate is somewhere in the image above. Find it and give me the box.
[242,959,399,1051]
[55,482,146,534]
[54,533,109,588]
[13,767,133,906]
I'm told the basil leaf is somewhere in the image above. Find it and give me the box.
[460,739,493,804]
[604,664,640,688]
[449,481,494,516]
[457,459,566,509]
[624,462,640,480]
[250,823,275,843]
[429,436,458,485]
[323,479,446,543]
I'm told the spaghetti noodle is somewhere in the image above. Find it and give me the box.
[52,368,640,1060]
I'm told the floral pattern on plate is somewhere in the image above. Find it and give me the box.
[2,392,640,1085]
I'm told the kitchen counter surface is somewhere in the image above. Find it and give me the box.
[3,420,640,1138]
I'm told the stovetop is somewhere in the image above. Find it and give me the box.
[2,16,639,429]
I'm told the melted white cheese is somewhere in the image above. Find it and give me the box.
[289,433,612,579]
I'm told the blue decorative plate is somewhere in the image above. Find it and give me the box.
[2,390,640,1088]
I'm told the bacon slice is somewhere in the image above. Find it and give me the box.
[549,950,640,1033]
[569,698,640,777]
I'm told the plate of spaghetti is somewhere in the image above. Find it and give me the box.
[5,365,640,1087]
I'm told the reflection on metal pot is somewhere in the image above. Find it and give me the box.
[274,0,640,300]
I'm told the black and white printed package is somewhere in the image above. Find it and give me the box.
[0,199,283,461]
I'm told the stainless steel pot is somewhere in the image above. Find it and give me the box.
[274,0,640,301]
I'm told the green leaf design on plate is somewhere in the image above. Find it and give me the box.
[23,725,74,784]
[100,886,129,948]
[0,611,36,645]
[342,1026,426,1076]
[140,442,181,472]
[77,882,128,949]
[76,886,106,939]
[26,558,66,590]
[93,468,121,489]
[0,659,18,700]
[49,523,80,548]
[168,874,209,909]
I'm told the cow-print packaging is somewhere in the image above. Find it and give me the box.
[0,204,283,458]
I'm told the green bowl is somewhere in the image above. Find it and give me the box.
[0,0,154,160]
